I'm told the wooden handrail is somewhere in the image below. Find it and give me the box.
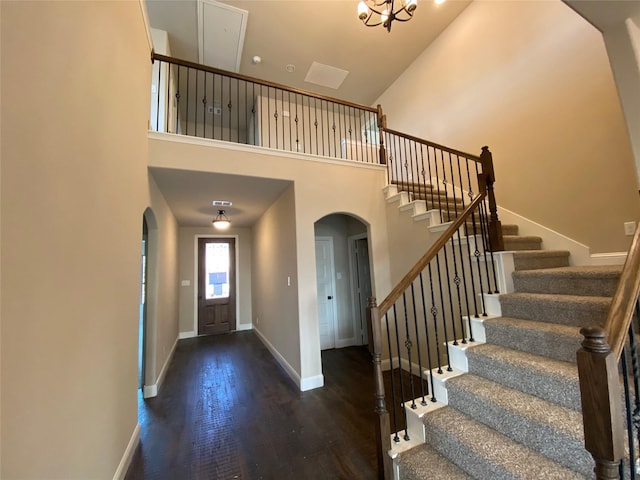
[383,127,482,162]
[603,222,640,360]
[152,52,378,113]
[378,181,488,315]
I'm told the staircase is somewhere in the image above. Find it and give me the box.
[383,201,623,479]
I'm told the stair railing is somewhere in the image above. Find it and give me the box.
[380,125,504,251]
[368,166,502,479]
[150,53,383,164]
[578,224,640,480]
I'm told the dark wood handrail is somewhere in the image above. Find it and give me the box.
[383,127,482,162]
[603,222,640,360]
[152,52,378,113]
[378,180,488,315]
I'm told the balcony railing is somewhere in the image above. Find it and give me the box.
[151,53,383,165]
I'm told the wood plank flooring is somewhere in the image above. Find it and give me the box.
[125,331,380,479]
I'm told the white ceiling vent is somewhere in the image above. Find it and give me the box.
[304,62,349,90]
[212,200,233,207]
[198,0,248,73]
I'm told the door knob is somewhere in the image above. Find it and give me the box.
[328,296,333,300]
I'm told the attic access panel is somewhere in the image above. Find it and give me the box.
[198,0,248,73]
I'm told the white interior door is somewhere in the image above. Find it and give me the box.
[316,237,337,350]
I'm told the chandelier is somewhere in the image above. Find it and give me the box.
[357,0,418,32]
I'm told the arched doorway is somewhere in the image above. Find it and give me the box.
[314,213,373,350]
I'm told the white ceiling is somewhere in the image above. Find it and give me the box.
[144,0,640,229]
[150,167,292,228]
[145,0,472,106]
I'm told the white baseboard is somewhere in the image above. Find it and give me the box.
[179,331,196,339]
[235,323,252,331]
[253,327,324,391]
[497,206,627,266]
[143,336,178,398]
[113,423,140,480]
[301,374,324,391]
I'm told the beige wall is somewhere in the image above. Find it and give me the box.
[149,136,392,387]
[252,185,302,374]
[1,1,151,478]
[146,175,180,391]
[178,226,253,335]
[376,0,640,254]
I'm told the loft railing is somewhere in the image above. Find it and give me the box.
[367,152,502,479]
[577,224,640,480]
[150,53,383,164]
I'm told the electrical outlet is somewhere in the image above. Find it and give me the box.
[624,221,636,236]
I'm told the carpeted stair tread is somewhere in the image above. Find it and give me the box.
[512,265,621,297]
[466,343,580,410]
[423,407,587,479]
[483,316,582,364]
[512,250,570,270]
[501,224,519,236]
[503,235,543,251]
[446,374,591,476]
[499,292,611,327]
[398,443,472,480]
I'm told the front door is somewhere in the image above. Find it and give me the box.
[198,237,236,335]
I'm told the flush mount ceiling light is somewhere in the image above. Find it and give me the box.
[357,0,418,32]
[212,210,231,230]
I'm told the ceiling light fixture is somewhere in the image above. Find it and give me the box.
[357,0,417,32]
[212,210,231,230]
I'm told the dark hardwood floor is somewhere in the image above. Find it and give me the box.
[125,331,380,479]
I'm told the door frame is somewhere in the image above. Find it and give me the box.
[193,234,240,335]
[348,233,372,346]
[315,236,338,350]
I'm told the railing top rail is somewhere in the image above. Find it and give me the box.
[152,52,379,114]
[378,182,488,315]
[383,127,482,162]
[603,222,640,359]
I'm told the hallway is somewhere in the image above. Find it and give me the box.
[125,331,378,479]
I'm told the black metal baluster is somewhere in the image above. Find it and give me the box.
[434,250,453,370]
[385,312,401,443]
[236,76,240,143]
[622,348,635,480]
[202,72,207,138]
[175,65,180,134]
[227,77,232,142]
[287,91,292,151]
[427,262,444,374]
[294,94,300,153]
[392,304,410,441]
[418,272,436,402]
[410,281,427,406]
[273,91,279,150]
[441,237,459,347]
[401,291,417,410]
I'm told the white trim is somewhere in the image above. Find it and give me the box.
[496,205,626,266]
[148,131,386,172]
[300,375,325,391]
[138,0,154,54]
[253,327,324,391]
[143,336,178,398]
[193,235,241,335]
[235,323,252,331]
[112,423,140,480]
[179,331,196,339]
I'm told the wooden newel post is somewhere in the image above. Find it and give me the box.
[367,296,392,480]
[377,104,387,166]
[576,326,624,480]
[479,146,504,252]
